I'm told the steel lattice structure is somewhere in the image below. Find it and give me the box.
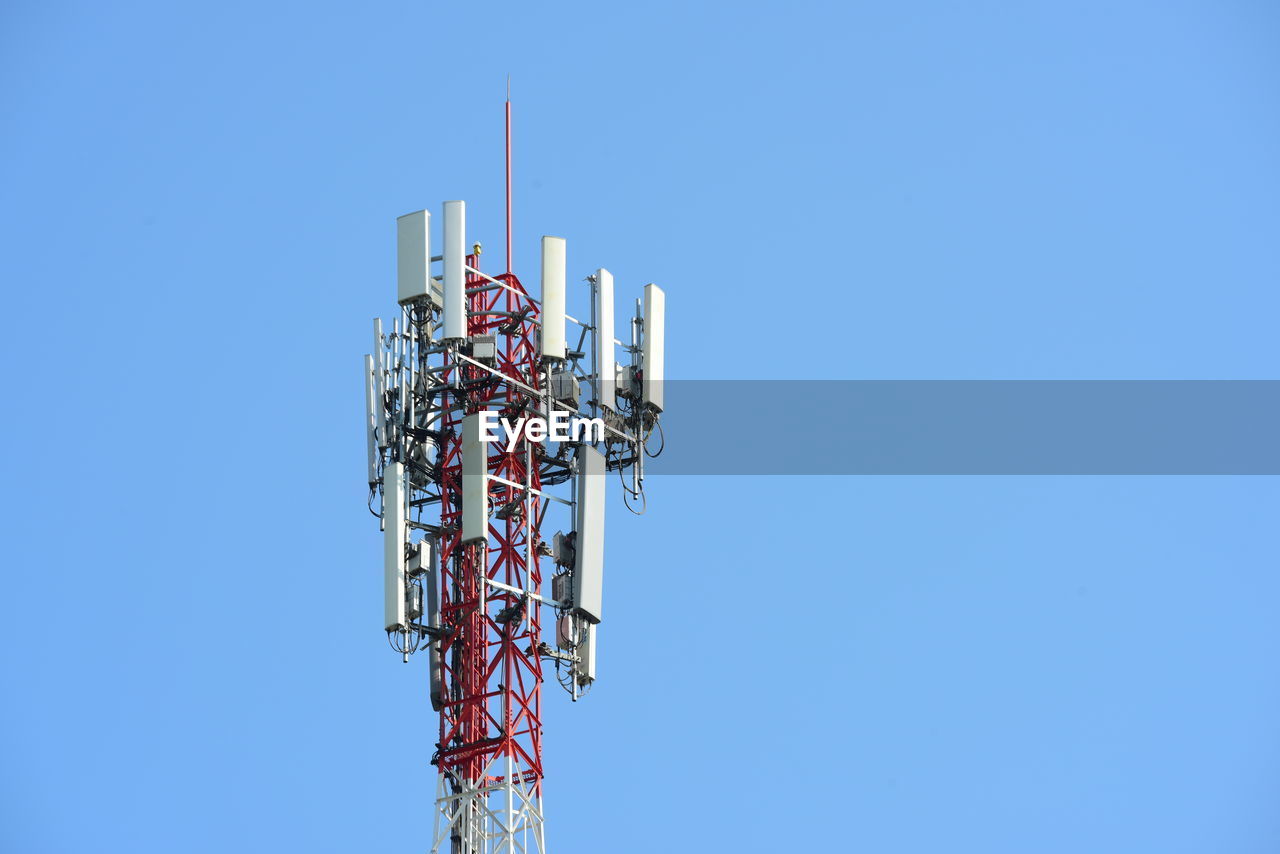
[433,251,546,851]
[363,98,665,853]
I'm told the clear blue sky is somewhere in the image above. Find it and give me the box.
[2,2,1278,852]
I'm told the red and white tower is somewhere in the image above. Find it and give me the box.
[363,97,666,852]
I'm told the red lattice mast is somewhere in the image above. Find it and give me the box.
[364,90,666,853]
[434,253,547,846]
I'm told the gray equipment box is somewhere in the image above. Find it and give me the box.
[552,531,575,569]
[549,371,580,407]
[552,573,570,606]
[471,335,497,363]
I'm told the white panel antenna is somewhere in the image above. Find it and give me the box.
[363,355,377,486]
[396,210,434,306]
[383,461,406,631]
[572,445,606,623]
[642,283,665,412]
[428,625,443,710]
[413,538,444,711]
[372,319,386,449]
[442,201,466,340]
[578,623,597,685]
[594,268,615,411]
[461,413,488,543]
[415,540,437,621]
[540,236,566,360]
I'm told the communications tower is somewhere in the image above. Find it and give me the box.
[362,97,666,852]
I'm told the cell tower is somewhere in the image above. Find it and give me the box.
[362,96,666,853]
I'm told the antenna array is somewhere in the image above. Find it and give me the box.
[363,189,665,851]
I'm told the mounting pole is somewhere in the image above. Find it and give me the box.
[505,76,513,275]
